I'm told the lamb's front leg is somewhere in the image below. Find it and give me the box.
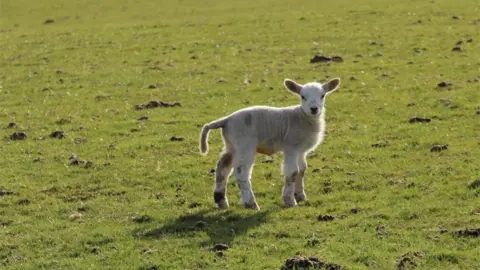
[282,150,299,207]
[294,154,307,202]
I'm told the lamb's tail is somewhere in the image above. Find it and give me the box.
[199,117,228,155]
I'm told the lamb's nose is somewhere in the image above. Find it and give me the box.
[310,107,318,115]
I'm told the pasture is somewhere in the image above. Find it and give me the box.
[1,0,479,269]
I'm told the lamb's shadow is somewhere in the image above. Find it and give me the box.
[132,208,276,246]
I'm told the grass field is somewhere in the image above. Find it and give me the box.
[1,0,480,269]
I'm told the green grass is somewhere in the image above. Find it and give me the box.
[1,0,479,269]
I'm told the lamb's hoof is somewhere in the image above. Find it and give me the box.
[243,201,260,210]
[294,192,307,202]
[216,200,229,209]
[283,196,297,207]
[214,191,229,209]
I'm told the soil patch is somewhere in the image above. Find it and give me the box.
[317,215,335,222]
[430,144,448,152]
[281,255,344,270]
[169,136,184,142]
[409,117,431,123]
[454,228,479,237]
[309,55,344,63]
[50,130,66,139]
[10,132,27,140]
[397,252,425,270]
[437,81,452,88]
[210,243,229,251]
[134,101,181,110]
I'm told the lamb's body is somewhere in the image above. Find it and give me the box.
[202,105,325,157]
[199,78,340,210]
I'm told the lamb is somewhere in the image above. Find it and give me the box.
[199,77,341,210]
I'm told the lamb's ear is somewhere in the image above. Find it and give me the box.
[323,77,341,93]
[284,79,303,94]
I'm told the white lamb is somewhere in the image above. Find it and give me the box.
[199,77,341,210]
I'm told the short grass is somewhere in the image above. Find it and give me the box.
[1,0,479,269]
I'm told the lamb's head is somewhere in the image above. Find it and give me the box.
[284,78,341,116]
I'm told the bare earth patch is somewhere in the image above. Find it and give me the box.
[134,101,181,110]
[453,228,480,237]
[281,255,344,270]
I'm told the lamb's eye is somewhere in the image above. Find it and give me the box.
[301,95,306,100]
[321,94,325,99]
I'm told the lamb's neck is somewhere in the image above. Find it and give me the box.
[295,106,325,133]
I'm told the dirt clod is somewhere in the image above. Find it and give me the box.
[454,228,480,237]
[188,202,201,208]
[134,101,181,110]
[216,250,224,257]
[169,136,184,142]
[10,132,27,140]
[44,19,55,24]
[148,84,162,89]
[409,117,431,123]
[211,243,229,251]
[0,190,16,196]
[455,40,463,45]
[7,122,16,128]
[468,179,480,189]
[317,215,335,222]
[430,144,448,152]
[437,81,452,88]
[467,38,473,43]
[331,56,344,62]
[397,252,426,270]
[452,15,460,20]
[50,130,66,139]
[452,46,461,51]
[376,225,388,238]
[133,215,153,223]
[17,199,30,205]
[282,256,343,270]
[325,264,343,270]
[371,142,388,148]
[282,256,325,269]
[351,208,360,214]
[310,55,343,64]
[84,161,93,168]
[310,55,331,63]
[69,154,85,165]
[138,116,149,121]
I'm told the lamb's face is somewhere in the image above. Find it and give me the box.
[299,83,326,115]
[284,78,341,116]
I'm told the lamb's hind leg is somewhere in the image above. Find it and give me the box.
[232,148,259,210]
[213,151,233,209]
[294,154,307,202]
